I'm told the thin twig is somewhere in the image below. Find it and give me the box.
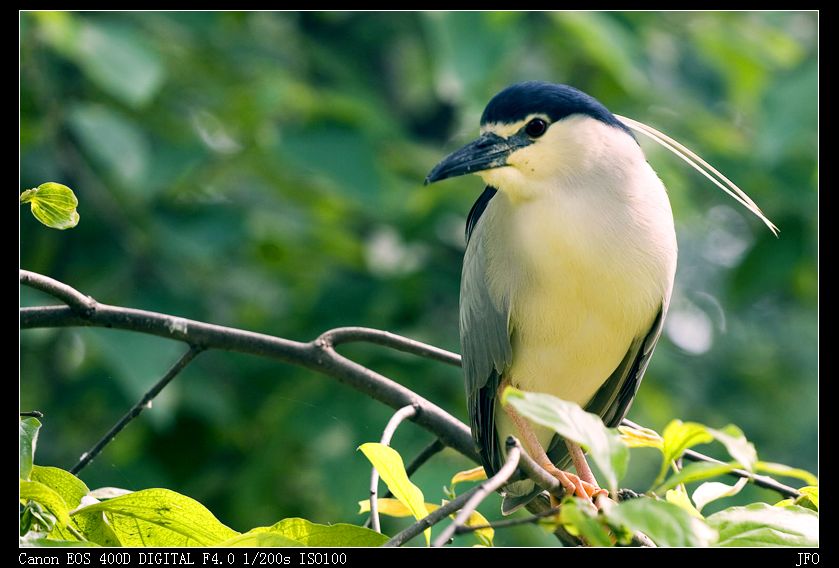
[20,411,44,418]
[432,437,522,547]
[319,327,461,367]
[516,443,564,498]
[70,345,203,474]
[454,506,561,534]
[364,438,446,529]
[20,270,96,315]
[382,484,482,547]
[621,419,801,499]
[369,404,418,533]
[405,439,446,479]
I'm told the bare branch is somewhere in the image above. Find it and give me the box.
[454,506,560,534]
[404,439,446,479]
[70,345,203,475]
[382,484,482,547]
[621,419,800,499]
[20,270,96,315]
[369,405,419,533]
[20,273,479,464]
[20,410,44,418]
[432,437,522,547]
[319,327,461,367]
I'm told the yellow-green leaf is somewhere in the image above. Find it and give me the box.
[358,497,414,517]
[755,461,818,486]
[619,424,663,449]
[249,518,388,547]
[559,497,612,547]
[19,417,41,481]
[655,461,736,493]
[358,498,493,546]
[218,531,303,547]
[708,425,757,472]
[796,486,818,511]
[20,479,71,528]
[21,182,80,230]
[707,503,818,547]
[31,466,89,510]
[665,486,703,519]
[72,488,238,546]
[656,420,714,485]
[358,443,430,544]
[450,466,487,489]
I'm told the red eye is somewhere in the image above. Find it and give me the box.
[525,118,548,138]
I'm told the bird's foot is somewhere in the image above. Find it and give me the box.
[542,463,609,508]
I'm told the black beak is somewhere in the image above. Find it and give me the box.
[425,132,532,185]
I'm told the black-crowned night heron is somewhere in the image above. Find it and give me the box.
[426,81,678,512]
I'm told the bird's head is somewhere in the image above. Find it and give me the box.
[426,81,636,201]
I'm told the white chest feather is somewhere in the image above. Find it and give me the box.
[481,154,677,407]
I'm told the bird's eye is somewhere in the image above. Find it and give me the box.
[525,118,548,138]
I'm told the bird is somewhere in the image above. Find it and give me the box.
[425,81,678,512]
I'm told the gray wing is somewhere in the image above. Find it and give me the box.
[460,187,513,476]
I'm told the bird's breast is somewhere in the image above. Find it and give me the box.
[481,172,676,407]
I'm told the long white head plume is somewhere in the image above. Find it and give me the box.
[616,114,779,236]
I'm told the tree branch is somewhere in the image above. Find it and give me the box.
[70,345,203,475]
[369,405,418,533]
[454,506,560,534]
[20,270,96,315]
[382,484,482,547]
[20,272,479,465]
[432,437,522,547]
[621,419,801,499]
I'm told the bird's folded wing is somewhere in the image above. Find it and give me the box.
[461,187,512,476]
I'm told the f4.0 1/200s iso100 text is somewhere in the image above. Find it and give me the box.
[18,553,350,566]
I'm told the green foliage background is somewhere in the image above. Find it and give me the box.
[20,12,817,546]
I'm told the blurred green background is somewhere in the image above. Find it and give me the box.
[20,12,817,546]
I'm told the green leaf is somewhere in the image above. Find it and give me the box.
[665,486,703,519]
[708,425,757,471]
[358,443,430,545]
[20,480,72,528]
[655,461,736,493]
[72,509,122,547]
[20,183,80,229]
[707,503,818,547]
[20,533,100,547]
[502,388,628,493]
[75,21,165,108]
[618,424,663,449]
[605,498,717,547]
[72,488,238,546]
[250,518,388,547]
[692,478,748,512]
[559,497,612,547]
[450,466,487,490]
[656,420,714,485]
[19,417,41,480]
[218,531,304,547]
[755,461,818,486]
[31,466,90,510]
[796,486,818,510]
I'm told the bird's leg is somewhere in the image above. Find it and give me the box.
[566,440,597,486]
[500,382,601,501]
